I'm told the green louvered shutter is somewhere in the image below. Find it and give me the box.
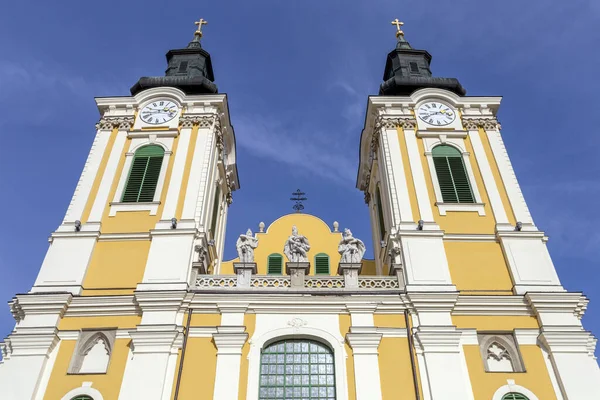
[315,254,330,275]
[432,145,475,203]
[210,186,221,238]
[122,145,164,203]
[375,186,386,241]
[501,394,529,400]
[267,254,283,275]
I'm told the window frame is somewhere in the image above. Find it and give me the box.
[424,140,486,215]
[314,253,330,275]
[110,140,172,216]
[267,253,283,275]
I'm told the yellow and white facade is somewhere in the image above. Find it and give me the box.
[1,25,599,400]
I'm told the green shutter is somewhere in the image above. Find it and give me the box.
[315,254,330,275]
[432,145,475,203]
[267,254,283,275]
[122,145,164,203]
[502,394,529,400]
[375,186,386,241]
[210,186,221,238]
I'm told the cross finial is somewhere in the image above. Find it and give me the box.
[194,18,208,37]
[290,189,307,213]
[391,18,404,38]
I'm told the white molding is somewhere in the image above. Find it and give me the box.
[443,233,497,241]
[109,201,160,216]
[98,232,151,242]
[63,130,110,223]
[436,202,486,216]
[60,382,104,400]
[486,129,535,226]
[127,128,179,139]
[491,380,539,400]
[161,125,193,220]
[467,129,509,223]
[417,130,468,139]
[88,130,127,222]
[404,128,436,223]
[380,128,413,224]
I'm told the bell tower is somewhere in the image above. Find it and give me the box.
[356,20,599,400]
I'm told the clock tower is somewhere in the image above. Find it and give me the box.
[357,22,599,399]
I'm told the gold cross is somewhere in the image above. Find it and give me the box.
[194,18,208,37]
[391,18,404,38]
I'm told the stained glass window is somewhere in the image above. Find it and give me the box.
[259,339,335,399]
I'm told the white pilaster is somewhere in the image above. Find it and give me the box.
[182,125,214,221]
[403,127,436,225]
[401,232,455,290]
[527,293,600,400]
[346,333,383,400]
[466,128,509,225]
[486,128,535,227]
[160,125,193,220]
[88,126,129,223]
[212,327,248,400]
[0,293,70,400]
[63,127,111,223]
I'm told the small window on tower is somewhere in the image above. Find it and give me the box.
[178,61,189,73]
[409,62,419,74]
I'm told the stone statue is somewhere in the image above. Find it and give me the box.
[236,229,258,263]
[283,226,311,262]
[338,229,366,264]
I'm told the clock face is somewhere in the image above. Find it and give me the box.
[140,100,179,125]
[417,102,456,126]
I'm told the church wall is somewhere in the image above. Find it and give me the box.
[463,344,558,400]
[58,316,141,330]
[378,338,418,400]
[43,338,129,400]
[452,315,540,330]
[169,338,218,399]
[82,240,151,293]
[444,241,514,293]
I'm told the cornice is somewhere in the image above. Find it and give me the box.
[453,295,532,316]
[12,293,73,318]
[179,113,217,128]
[526,292,588,320]
[461,117,501,131]
[95,115,135,130]
[65,295,140,317]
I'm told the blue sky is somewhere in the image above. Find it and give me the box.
[1,0,600,356]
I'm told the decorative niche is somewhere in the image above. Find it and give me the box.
[478,333,525,373]
[68,330,116,374]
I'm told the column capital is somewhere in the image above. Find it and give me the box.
[406,291,459,312]
[414,327,463,353]
[129,325,183,354]
[345,333,382,354]
[5,327,60,356]
[133,290,189,312]
[461,116,501,131]
[95,115,134,130]
[212,329,248,355]
[539,329,596,354]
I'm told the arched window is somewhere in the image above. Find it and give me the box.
[122,145,164,203]
[267,254,283,275]
[486,341,513,372]
[71,396,94,400]
[502,394,530,400]
[314,254,330,275]
[432,145,474,203]
[375,186,386,241]
[259,339,335,399]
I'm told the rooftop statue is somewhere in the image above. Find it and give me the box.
[284,226,311,262]
[236,229,258,263]
[338,228,366,264]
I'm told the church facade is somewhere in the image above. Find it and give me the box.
[0,20,599,400]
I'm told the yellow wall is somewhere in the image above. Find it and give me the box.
[82,240,151,293]
[339,314,356,400]
[44,339,129,400]
[378,338,417,400]
[453,315,540,330]
[445,242,514,293]
[374,313,406,328]
[58,316,141,330]
[222,214,343,275]
[172,338,218,399]
[464,344,558,400]
[190,313,222,327]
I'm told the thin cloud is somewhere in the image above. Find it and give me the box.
[234,114,357,185]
